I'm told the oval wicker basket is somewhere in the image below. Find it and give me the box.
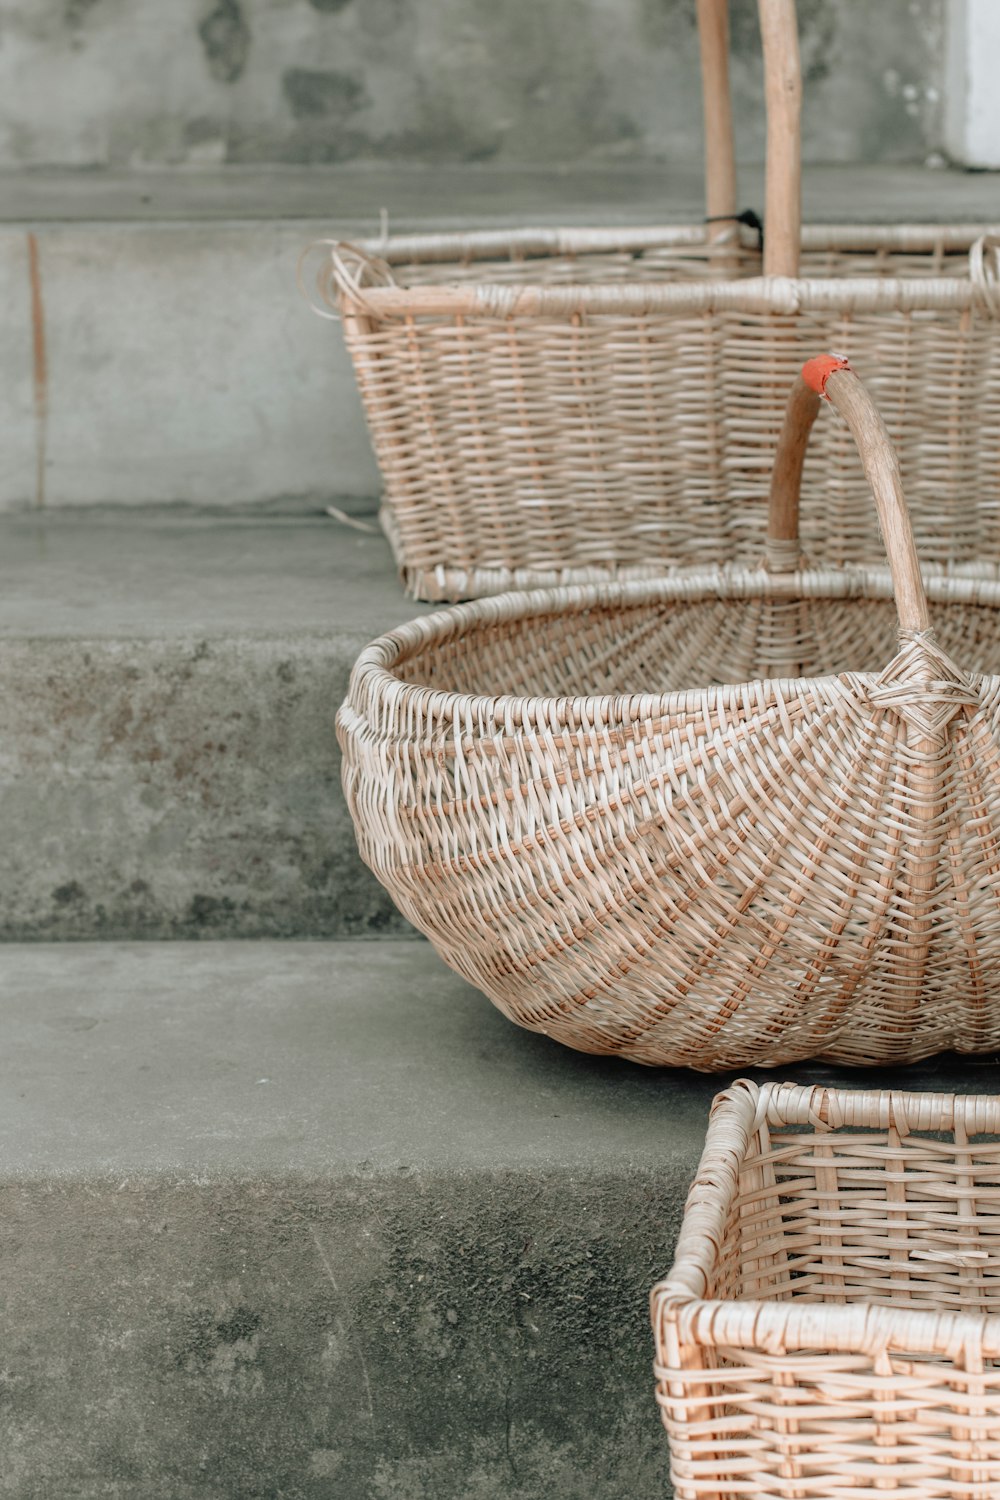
[339,356,1000,1070]
[308,0,1000,601]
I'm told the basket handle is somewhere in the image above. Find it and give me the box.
[768,355,931,635]
[759,0,802,278]
[698,0,802,276]
[698,0,738,244]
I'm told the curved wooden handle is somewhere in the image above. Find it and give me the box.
[758,0,802,277]
[768,356,931,635]
[697,0,738,241]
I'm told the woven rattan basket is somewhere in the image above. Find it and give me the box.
[308,0,1000,601]
[653,1079,1000,1500]
[339,356,1000,1070]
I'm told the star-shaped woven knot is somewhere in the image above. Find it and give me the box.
[867,631,980,737]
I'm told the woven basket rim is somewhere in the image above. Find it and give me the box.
[358,221,1000,265]
[737,1078,1000,1130]
[655,1294,1000,1359]
[348,566,1000,728]
[338,273,994,319]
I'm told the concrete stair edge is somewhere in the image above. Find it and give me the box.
[6,938,996,1499]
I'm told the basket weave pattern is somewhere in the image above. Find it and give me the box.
[340,580,1000,1069]
[653,1081,1000,1500]
[333,234,1000,601]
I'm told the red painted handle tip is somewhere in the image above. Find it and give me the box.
[802,353,851,397]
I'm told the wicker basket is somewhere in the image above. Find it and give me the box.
[308,0,1000,601]
[653,1079,1000,1500]
[339,356,1000,1070]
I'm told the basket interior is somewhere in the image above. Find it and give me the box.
[396,592,1000,699]
[706,1116,1000,1318]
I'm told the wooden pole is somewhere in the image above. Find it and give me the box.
[698,0,738,244]
[758,0,802,277]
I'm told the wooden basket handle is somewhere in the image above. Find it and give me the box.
[697,0,802,275]
[768,355,931,635]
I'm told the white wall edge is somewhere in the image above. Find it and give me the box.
[944,0,1000,169]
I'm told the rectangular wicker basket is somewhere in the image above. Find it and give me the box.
[652,1081,1000,1499]
[311,0,1000,601]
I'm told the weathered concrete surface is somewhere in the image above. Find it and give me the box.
[4,218,381,510]
[2,162,998,509]
[0,941,716,1176]
[4,161,998,226]
[0,0,944,171]
[0,229,37,513]
[0,506,412,636]
[0,940,697,1500]
[1,940,994,1499]
[4,1172,678,1500]
[0,508,423,940]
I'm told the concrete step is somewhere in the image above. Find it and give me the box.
[1,162,997,509]
[1,938,991,1500]
[0,505,419,941]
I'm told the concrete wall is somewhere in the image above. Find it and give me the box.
[0,0,945,170]
[0,221,378,511]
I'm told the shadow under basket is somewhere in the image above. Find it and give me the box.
[653,1080,1000,1500]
